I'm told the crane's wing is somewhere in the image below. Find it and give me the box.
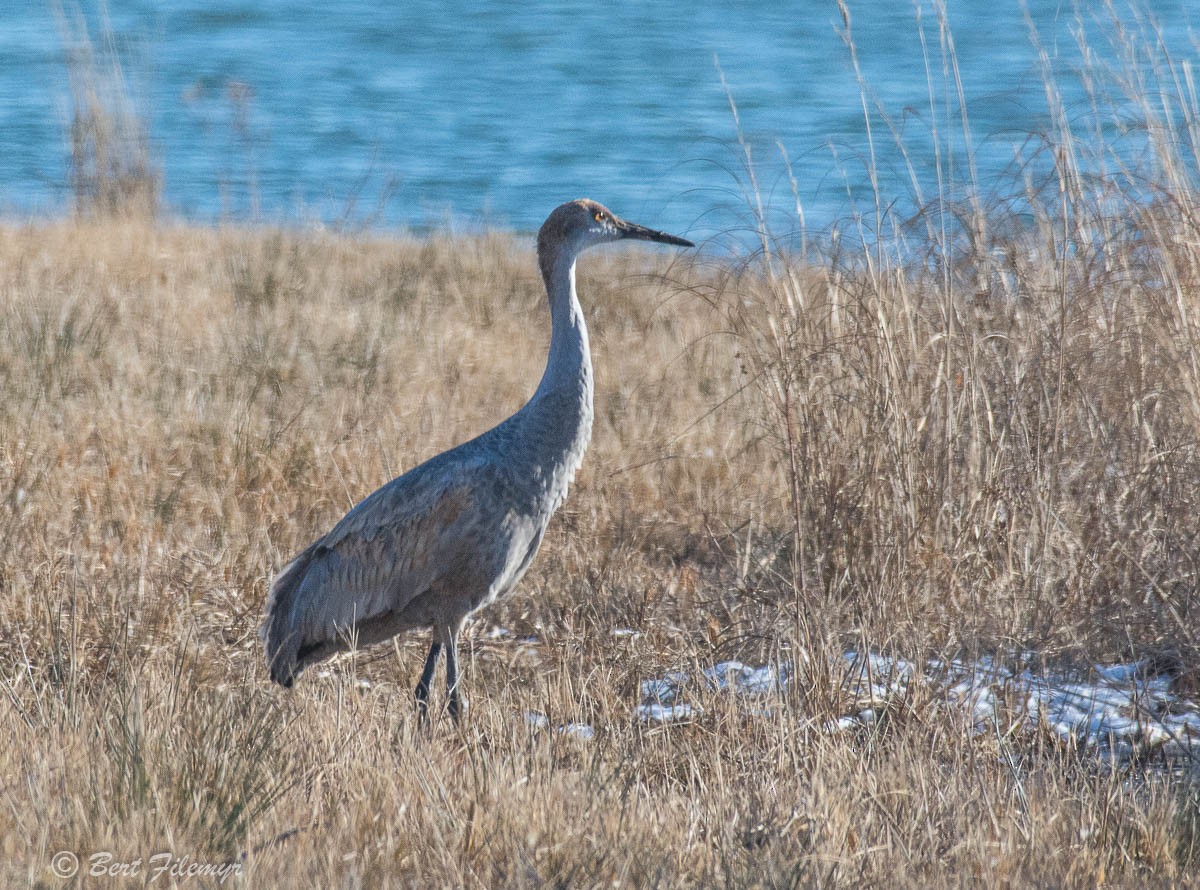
[261,454,498,686]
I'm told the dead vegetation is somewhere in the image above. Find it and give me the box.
[0,207,1197,886]
[2,2,1199,886]
[54,4,160,219]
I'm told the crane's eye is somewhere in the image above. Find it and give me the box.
[594,211,605,222]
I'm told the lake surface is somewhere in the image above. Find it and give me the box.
[1,1,1196,245]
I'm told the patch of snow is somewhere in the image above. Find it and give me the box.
[525,710,595,740]
[640,671,690,706]
[525,711,549,729]
[704,661,787,695]
[824,709,878,732]
[561,723,595,740]
[639,662,787,712]
[636,703,701,723]
[1095,662,1147,683]
[636,652,1200,764]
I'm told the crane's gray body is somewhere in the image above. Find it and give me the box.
[261,199,690,716]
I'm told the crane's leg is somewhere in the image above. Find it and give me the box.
[443,622,467,723]
[414,640,442,723]
[444,626,461,722]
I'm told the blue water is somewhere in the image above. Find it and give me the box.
[1,2,1195,244]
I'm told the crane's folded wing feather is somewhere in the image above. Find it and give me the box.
[262,454,497,683]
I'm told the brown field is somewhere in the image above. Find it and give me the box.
[0,188,1198,888]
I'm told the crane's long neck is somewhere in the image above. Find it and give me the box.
[534,252,592,402]
[505,247,593,508]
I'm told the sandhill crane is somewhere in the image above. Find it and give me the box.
[261,199,693,720]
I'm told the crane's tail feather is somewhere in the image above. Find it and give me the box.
[261,541,321,687]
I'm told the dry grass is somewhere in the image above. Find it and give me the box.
[55,3,160,219]
[0,209,1197,888]
[3,3,1199,887]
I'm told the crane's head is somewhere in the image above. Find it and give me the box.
[538,199,693,267]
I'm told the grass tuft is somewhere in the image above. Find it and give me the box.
[55,2,160,219]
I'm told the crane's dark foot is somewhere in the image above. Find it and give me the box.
[413,684,463,728]
[414,682,432,727]
[446,687,467,723]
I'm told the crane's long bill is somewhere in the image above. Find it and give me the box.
[617,218,694,248]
